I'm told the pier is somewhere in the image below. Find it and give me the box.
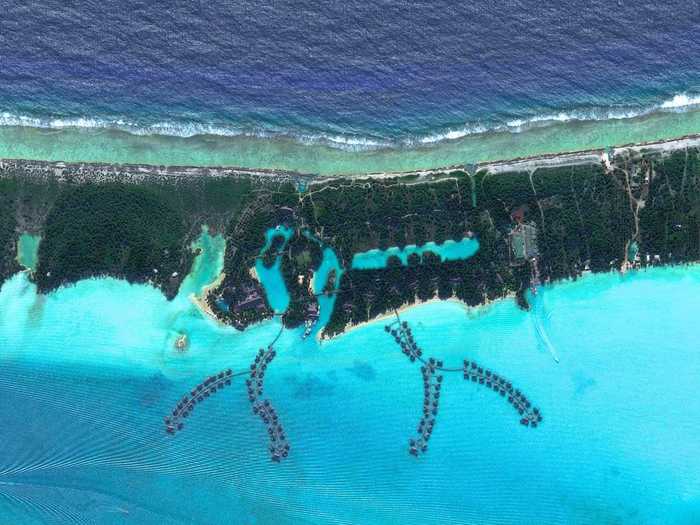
[164,368,236,435]
[163,324,289,462]
[461,359,542,427]
[385,311,542,456]
[246,346,290,462]
[385,318,442,456]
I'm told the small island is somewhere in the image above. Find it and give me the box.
[174,334,188,351]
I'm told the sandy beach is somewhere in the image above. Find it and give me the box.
[317,290,514,342]
[189,271,226,324]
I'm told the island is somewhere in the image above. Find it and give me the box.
[1,136,698,338]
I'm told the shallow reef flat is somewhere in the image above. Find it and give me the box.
[1,261,700,523]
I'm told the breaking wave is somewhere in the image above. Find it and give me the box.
[1,92,699,152]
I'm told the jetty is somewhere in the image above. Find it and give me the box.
[164,368,235,435]
[462,358,542,427]
[385,312,542,456]
[246,346,290,462]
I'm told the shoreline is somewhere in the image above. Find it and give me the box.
[321,261,700,342]
[189,271,226,325]
[1,100,700,175]
[319,291,511,342]
[1,132,699,184]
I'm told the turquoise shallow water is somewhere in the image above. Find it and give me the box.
[311,247,343,335]
[1,228,700,523]
[351,238,480,270]
[255,226,295,314]
[16,234,40,273]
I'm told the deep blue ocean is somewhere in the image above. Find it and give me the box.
[1,0,699,148]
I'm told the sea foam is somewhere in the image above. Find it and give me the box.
[1,92,699,153]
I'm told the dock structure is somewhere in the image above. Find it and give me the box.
[246,346,290,462]
[461,359,542,427]
[412,360,442,456]
[385,312,542,457]
[164,369,235,435]
[385,320,443,456]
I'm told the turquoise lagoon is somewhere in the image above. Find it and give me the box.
[351,238,480,270]
[255,226,295,313]
[1,228,700,522]
[311,246,343,335]
[16,233,41,273]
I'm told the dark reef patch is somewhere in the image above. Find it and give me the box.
[288,373,336,400]
[346,360,377,382]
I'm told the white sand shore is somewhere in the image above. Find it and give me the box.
[189,271,226,324]
[318,291,514,341]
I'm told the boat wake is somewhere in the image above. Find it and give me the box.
[531,289,560,364]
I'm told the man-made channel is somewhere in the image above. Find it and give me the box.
[351,237,479,270]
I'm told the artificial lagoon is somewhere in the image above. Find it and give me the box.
[16,233,40,273]
[255,225,295,313]
[351,237,480,270]
[1,228,700,522]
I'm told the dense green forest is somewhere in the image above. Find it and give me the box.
[209,182,299,328]
[0,167,253,298]
[210,149,691,336]
[0,179,19,278]
[639,149,700,261]
[1,148,698,337]
[36,184,190,297]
